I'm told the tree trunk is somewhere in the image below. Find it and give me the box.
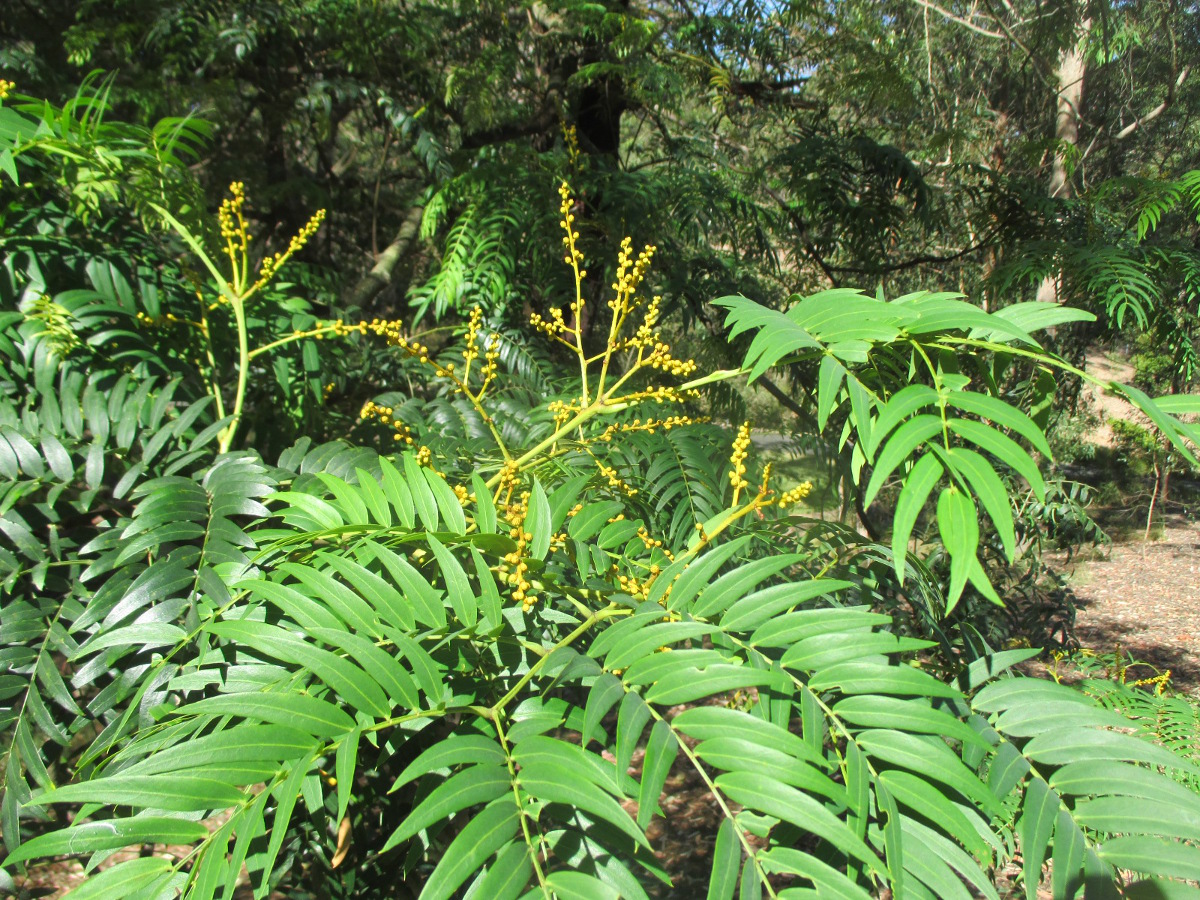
[1037,17,1092,304]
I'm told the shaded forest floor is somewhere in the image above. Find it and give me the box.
[1054,511,1200,694]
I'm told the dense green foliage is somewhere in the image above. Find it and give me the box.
[3,2,1200,897]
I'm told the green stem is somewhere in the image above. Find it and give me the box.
[218,296,250,454]
[494,714,552,897]
[645,702,780,899]
[489,604,627,715]
[197,303,226,422]
[248,324,342,361]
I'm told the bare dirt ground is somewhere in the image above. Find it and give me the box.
[1057,514,1200,693]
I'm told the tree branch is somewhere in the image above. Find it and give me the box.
[762,186,840,287]
[905,0,1005,39]
[343,204,425,311]
[824,234,996,275]
[1115,66,1190,140]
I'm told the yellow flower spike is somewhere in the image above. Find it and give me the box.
[777,482,813,509]
[252,208,326,294]
[728,422,752,504]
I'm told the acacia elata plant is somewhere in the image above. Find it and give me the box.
[3,83,1200,900]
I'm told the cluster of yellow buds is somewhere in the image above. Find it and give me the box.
[1128,670,1173,696]
[462,306,484,369]
[356,317,406,343]
[617,385,699,406]
[547,399,582,430]
[257,208,327,285]
[548,530,570,555]
[0,80,14,101]
[609,237,656,317]
[359,400,415,444]
[728,422,752,502]
[617,572,652,600]
[218,182,249,257]
[624,294,661,350]
[559,182,585,269]
[501,494,536,610]
[644,340,698,377]
[26,296,81,357]
[529,306,577,349]
[776,482,813,509]
[460,307,501,396]
[594,458,638,497]
[135,310,188,328]
[596,415,704,442]
[392,334,445,372]
[636,526,668,553]
[415,445,433,467]
[563,122,581,169]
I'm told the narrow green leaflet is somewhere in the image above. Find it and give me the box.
[427,535,477,627]
[355,467,393,527]
[5,817,209,864]
[1101,837,1200,881]
[856,730,998,813]
[470,842,533,900]
[379,455,417,527]
[393,735,506,790]
[57,857,174,900]
[525,478,552,559]
[947,418,1045,501]
[864,415,944,506]
[545,870,621,900]
[817,354,846,430]
[1017,778,1059,899]
[335,729,361,823]
[890,451,944,581]
[637,720,678,828]
[470,473,498,534]
[583,674,625,749]
[368,541,445,630]
[943,446,1015,562]
[945,391,1051,458]
[424,468,467,535]
[644,665,785,706]
[761,847,874,900]
[1052,808,1086,900]
[707,818,742,900]
[936,487,978,612]
[175,693,356,738]
[517,756,649,849]
[714,771,882,873]
[36,775,246,811]
[382,765,511,852]
[403,452,440,530]
[866,384,940,459]
[420,800,520,900]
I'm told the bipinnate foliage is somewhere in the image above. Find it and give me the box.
[5,93,1200,900]
[996,169,1200,389]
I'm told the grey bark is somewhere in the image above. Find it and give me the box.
[344,205,425,311]
[1037,17,1092,304]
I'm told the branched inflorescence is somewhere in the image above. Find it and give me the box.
[350,184,812,614]
[358,400,415,445]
